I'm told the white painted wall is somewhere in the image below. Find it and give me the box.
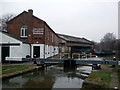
[9,43,30,57]
[32,44,59,59]
[1,32,30,61]
[49,46,53,57]
[45,45,48,58]
[54,46,59,55]
[10,45,23,57]
[6,43,30,61]
[46,45,59,58]
[22,43,30,57]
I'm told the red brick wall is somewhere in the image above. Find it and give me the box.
[44,25,59,46]
[7,11,59,46]
[31,17,45,44]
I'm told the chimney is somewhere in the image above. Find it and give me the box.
[28,9,33,16]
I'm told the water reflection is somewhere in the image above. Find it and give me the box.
[53,77,83,88]
[2,65,92,89]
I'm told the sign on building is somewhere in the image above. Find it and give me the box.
[33,28,44,34]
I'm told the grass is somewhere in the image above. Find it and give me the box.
[118,69,120,82]
[0,64,2,75]
[86,71,111,88]
[117,65,120,83]
[2,65,29,75]
[111,65,120,83]
[101,65,111,68]
[117,65,120,68]
[99,72,111,88]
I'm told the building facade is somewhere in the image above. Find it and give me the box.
[1,9,95,62]
[5,9,59,61]
[58,33,94,57]
[0,31,30,62]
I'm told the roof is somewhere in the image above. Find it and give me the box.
[0,31,29,44]
[6,11,27,24]
[57,33,93,45]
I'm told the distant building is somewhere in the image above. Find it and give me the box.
[1,9,59,62]
[58,33,94,56]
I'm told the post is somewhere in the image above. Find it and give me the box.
[111,57,116,68]
[79,54,80,59]
[68,47,71,58]
[64,58,76,69]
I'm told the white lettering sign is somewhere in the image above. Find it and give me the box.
[33,28,44,34]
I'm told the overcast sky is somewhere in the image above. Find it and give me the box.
[0,0,119,42]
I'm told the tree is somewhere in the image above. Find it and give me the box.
[92,41,100,50]
[100,33,116,50]
[0,13,15,32]
[115,39,120,53]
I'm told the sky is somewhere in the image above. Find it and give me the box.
[0,0,119,42]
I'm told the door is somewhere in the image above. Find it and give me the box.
[33,46,40,58]
[2,47,10,63]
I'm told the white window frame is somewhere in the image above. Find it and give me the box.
[20,26,28,38]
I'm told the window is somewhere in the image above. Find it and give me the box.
[52,33,53,42]
[20,26,28,37]
[48,31,49,40]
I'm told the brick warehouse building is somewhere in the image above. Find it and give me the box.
[1,9,59,62]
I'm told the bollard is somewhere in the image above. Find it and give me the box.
[111,57,116,68]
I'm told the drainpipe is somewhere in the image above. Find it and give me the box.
[29,44,32,59]
[44,44,45,58]
[44,22,45,59]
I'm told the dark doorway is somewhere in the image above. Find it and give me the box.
[2,47,10,63]
[33,46,40,58]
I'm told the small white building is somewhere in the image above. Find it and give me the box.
[0,31,30,63]
[0,31,59,63]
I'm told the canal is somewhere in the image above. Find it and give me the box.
[2,54,119,89]
[2,64,92,89]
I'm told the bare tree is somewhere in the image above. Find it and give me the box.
[115,39,120,53]
[100,33,116,50]
[0,13,15,32]
[93,41,100,50]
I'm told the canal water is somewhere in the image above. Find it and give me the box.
[2,55,119,89]
[2,64,92,89]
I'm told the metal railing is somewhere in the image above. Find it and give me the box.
[22,58,120,65]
